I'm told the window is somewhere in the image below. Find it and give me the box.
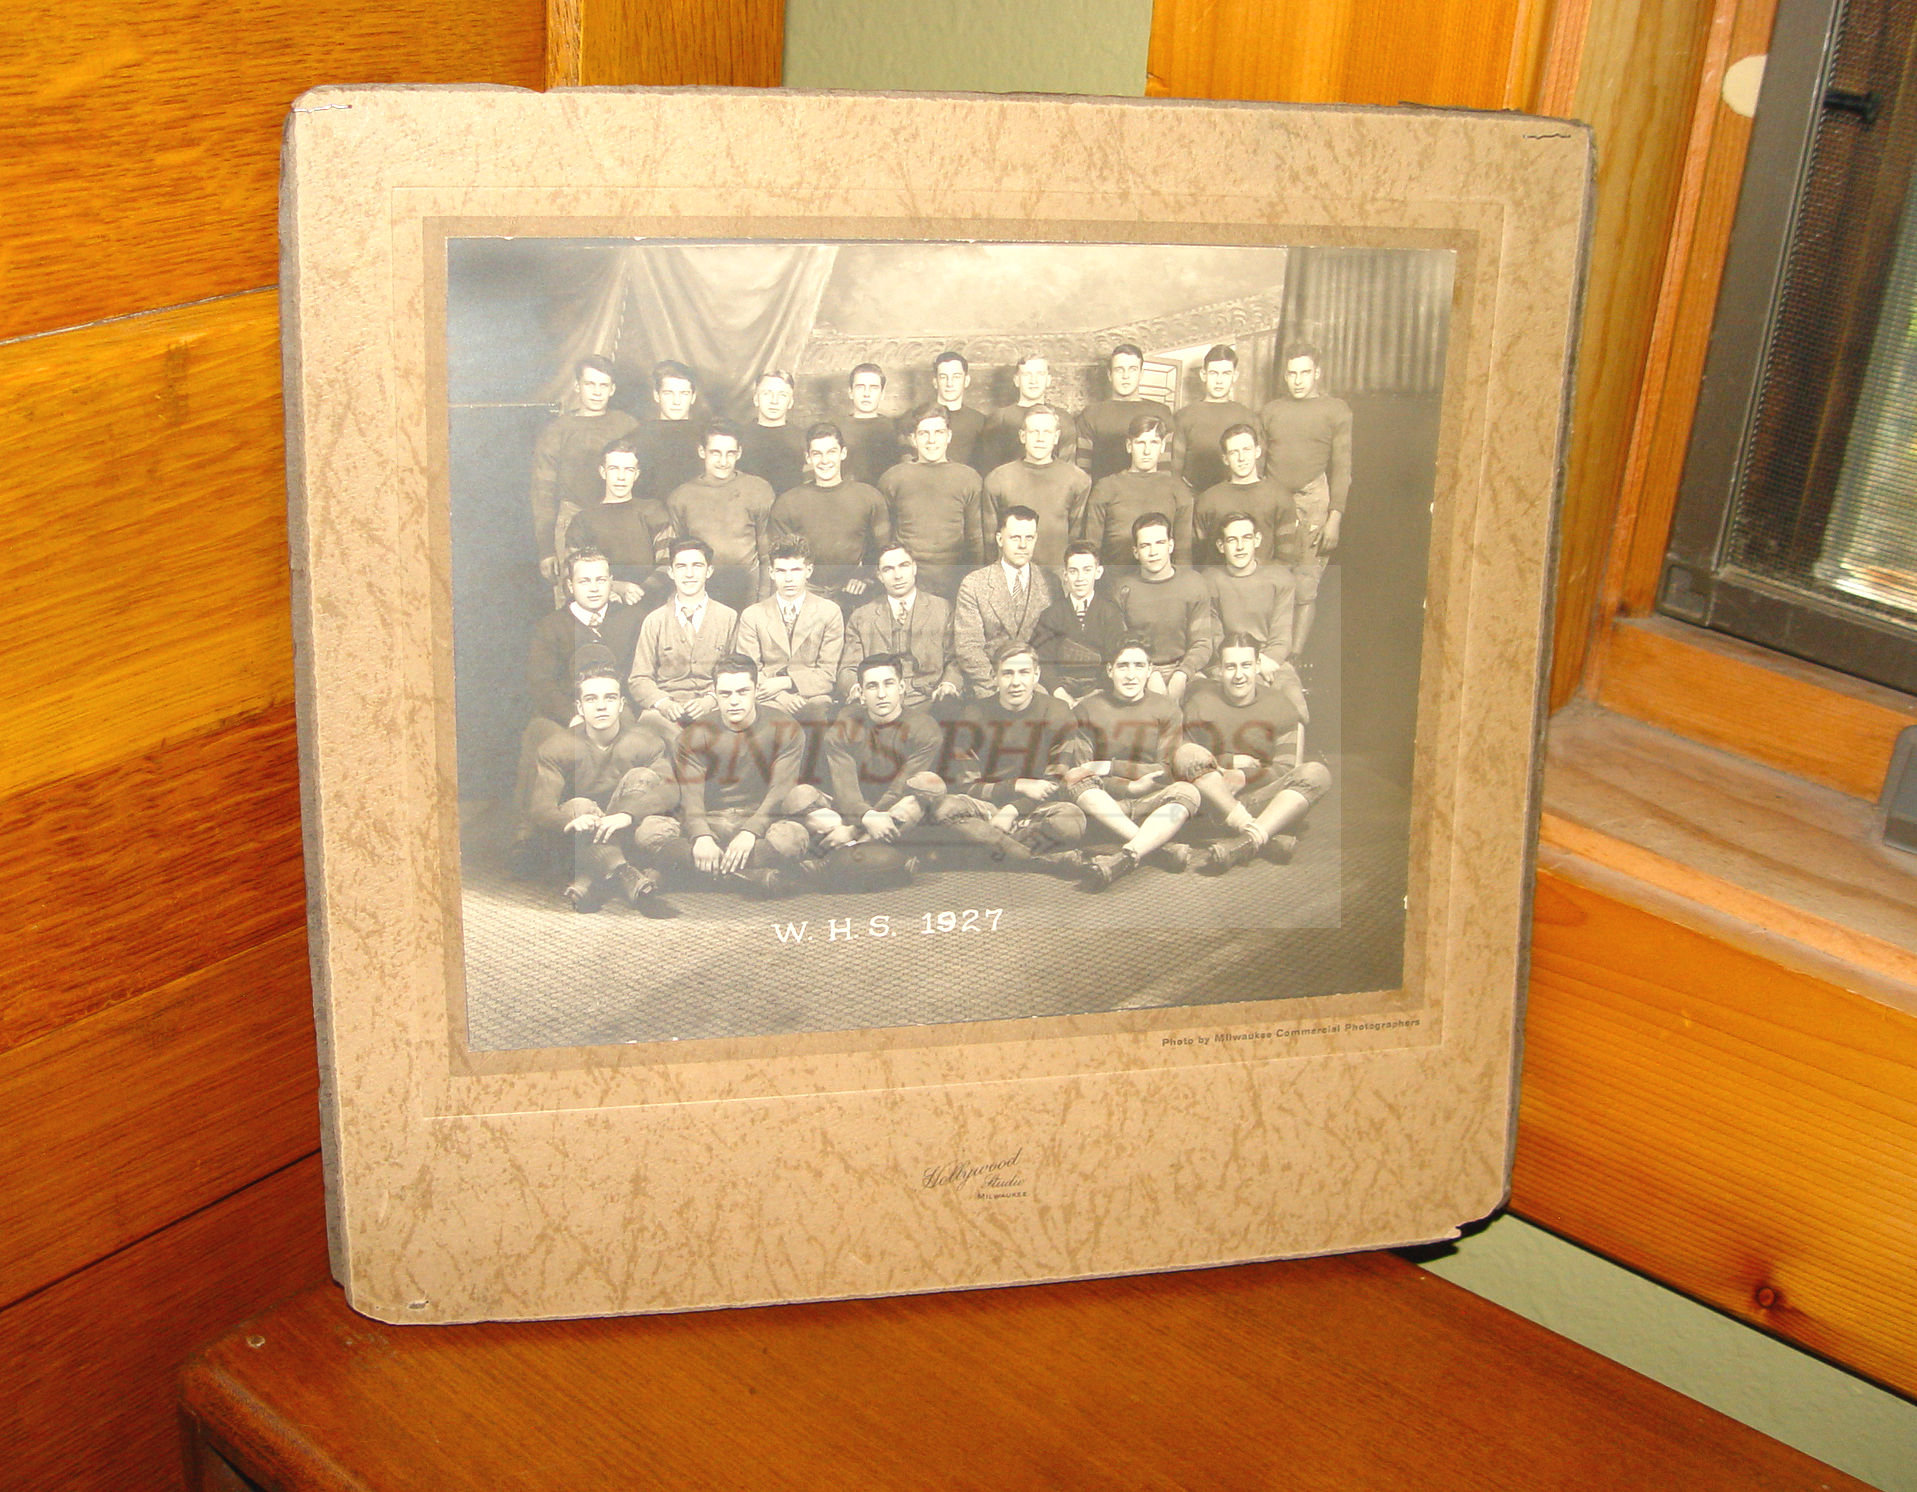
[1661,0,1917,693]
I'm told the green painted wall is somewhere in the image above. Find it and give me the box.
[777,7,1917,1487]
[784,0,1152,96]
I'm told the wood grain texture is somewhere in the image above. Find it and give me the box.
[0,1156,330,1492]
[180,1255,1864,1491]
[1515,862,1917,1398]
[1597,615,1917,798]
[1543,702,1917,998]
[1544,0,1721,710]
[1599,0,1777,625]
[0,927,317,1309]
[0,293,294,798]
[0,704,306,1053]
[1145,0,1548,108]
[0,1,542,339]
[549,0,784,87]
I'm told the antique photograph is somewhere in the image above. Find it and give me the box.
[447,237,1453,1051]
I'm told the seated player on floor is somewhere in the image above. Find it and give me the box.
[909,641,1084,877]
[631,653,843,897]
[1173,633,1332,876]
[1064,635,1204,889]
[810,652,946,890]
[524,655,679,916]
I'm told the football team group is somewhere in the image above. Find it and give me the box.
[500,339,1350,916]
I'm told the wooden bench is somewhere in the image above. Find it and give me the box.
[179,1250,1864,1489]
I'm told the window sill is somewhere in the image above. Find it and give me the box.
[1515,699,1917,1396]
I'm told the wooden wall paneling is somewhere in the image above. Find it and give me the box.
[0,1156,331,1492]
[1597,615,1917,797]
[547,0,785,87]
[1144,0,1552,108]
[1514,862,1917,1396]
[1542,0,1724,710]
[0,293,292,800]
[0,0,544,340]
[0,926,318,1308]
[0,704,305,1052]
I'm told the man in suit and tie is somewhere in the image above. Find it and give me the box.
[1031,541,1128,707]
[838,543,963,711]
[732,540,845,720]
[626,536,740,735]
[952,506,1056,698]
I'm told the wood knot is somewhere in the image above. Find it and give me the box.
[1754,1285,1779,1309]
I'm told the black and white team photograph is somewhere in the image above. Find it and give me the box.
[445,239,1453,1050]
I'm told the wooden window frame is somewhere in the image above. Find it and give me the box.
[1560,0,1917,795]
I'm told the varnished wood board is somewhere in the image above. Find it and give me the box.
[0,705,306,1052]
[1597,615,1917,798]
[1543,701,1917,998]
[0,294,294,799]
[1145,0,1549,108]
[1544,0,1721,709]
[180,1254,1864,1490]
[0,926,318,1308]
[0,0,542,339]
[549,0,784,88]
[1515,862,1917,1397]
[0,1156,331,1492]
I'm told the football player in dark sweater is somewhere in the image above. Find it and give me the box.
[737,368,808,498]
[877,408,987,598]
[527,659,678,915]
[910,641,1084,876]
[1082,414,1195,568]
[1173,634,1332,875]
[926,350,989,474]
[1076,343,1174,481]
[556,434,671,609]
[1259,341,1352,655]
[982,352,1062,473]
[767,423,893,610]
[843,363,902,486]
[632,360,705,509]
[1066,637,1205,889]
[1172,344,1258,496]
[637,653,842,896]
[529,354,640,577]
